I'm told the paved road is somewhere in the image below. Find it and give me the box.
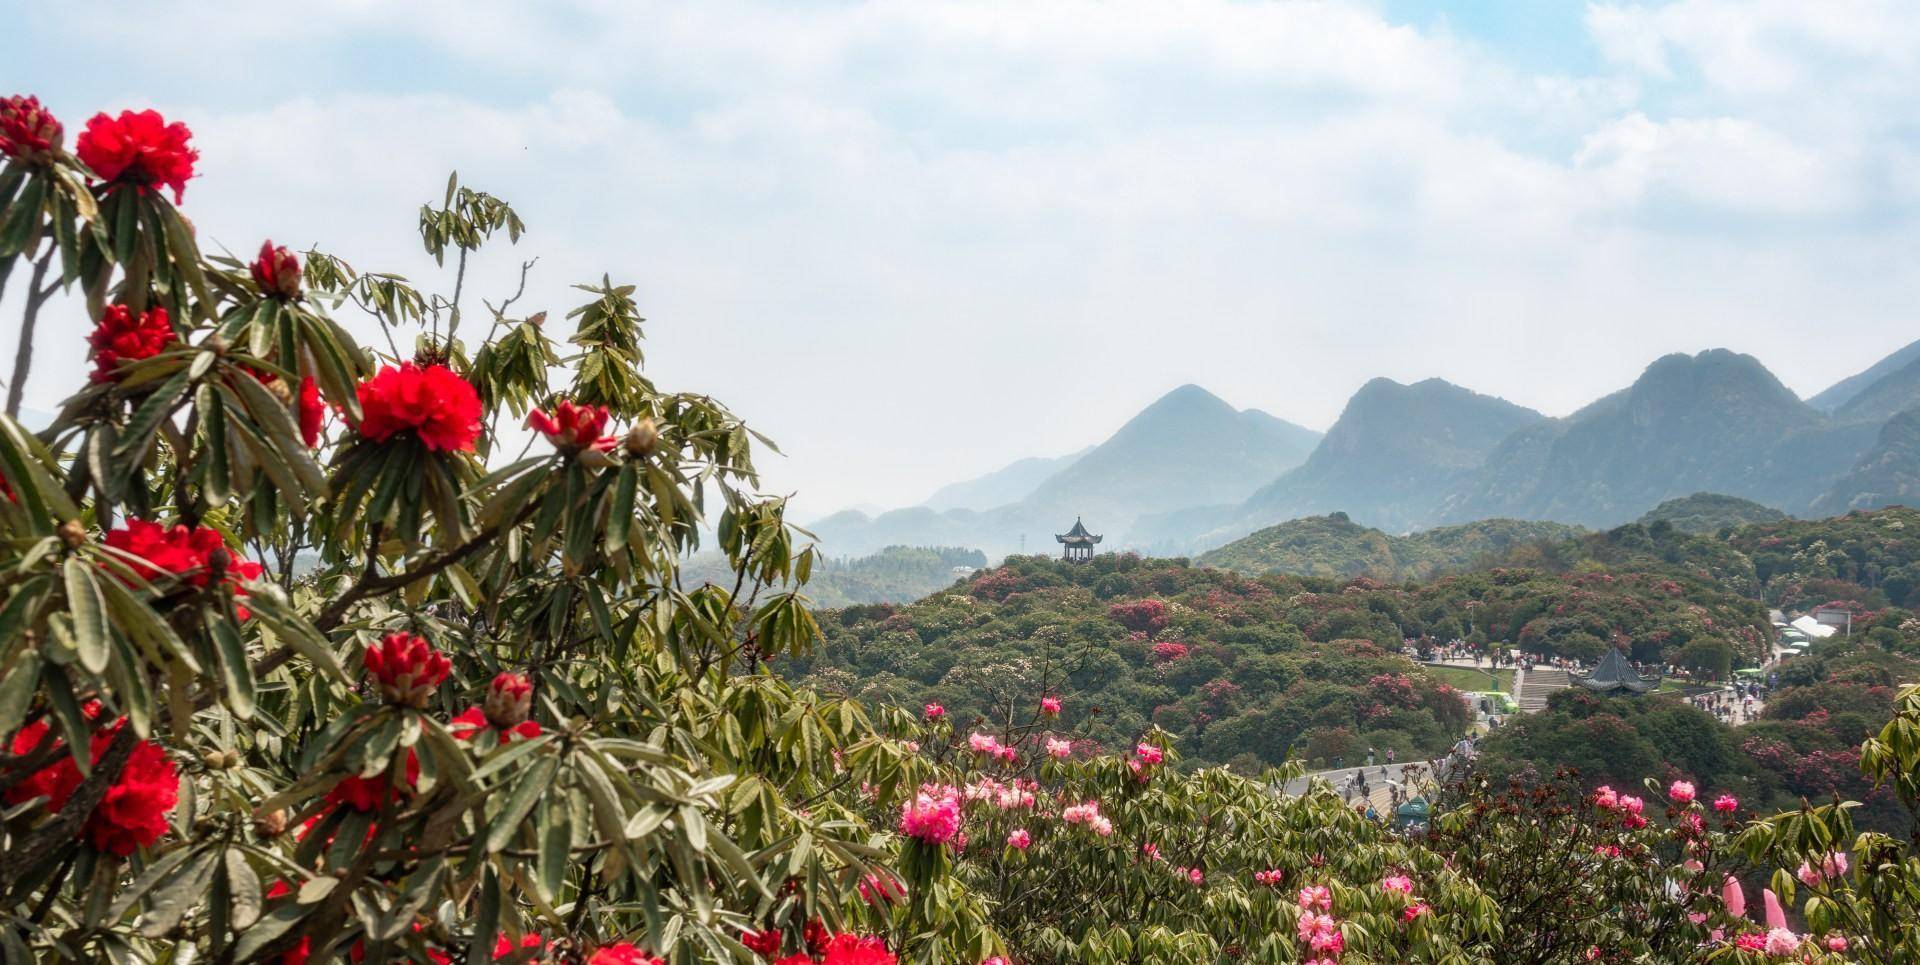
[1280,761,1445,813]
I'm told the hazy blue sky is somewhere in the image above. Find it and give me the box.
[5,1,1919,516]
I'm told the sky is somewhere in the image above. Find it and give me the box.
[5,0,1920,518]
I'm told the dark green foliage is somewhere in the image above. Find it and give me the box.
[1636,492,1788,534]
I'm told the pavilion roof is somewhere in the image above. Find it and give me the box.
[1576,648,1660,694]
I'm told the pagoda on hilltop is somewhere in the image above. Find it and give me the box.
[1574,648,1661,695]
[1056,517,1102,563]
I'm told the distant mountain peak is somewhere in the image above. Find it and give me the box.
[1810,337,1920,412]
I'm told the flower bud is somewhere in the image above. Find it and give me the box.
[57,519,87,548]
[483,671,534,728]
[263,374,293,405]
[250,240,302,299]
[202,750,228,769]
[253,807,289,838]
[363,631,451,708]
[0,95,63,162]
[624,418,659,458]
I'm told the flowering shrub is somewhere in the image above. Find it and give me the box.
[0,96,1000,964]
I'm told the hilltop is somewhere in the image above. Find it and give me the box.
[1198,512,1581,580]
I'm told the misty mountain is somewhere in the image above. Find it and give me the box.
[1439,350,1856,527]
[1022,384,1321,521]
[921,448,1092,512]
[1808,337,1920,411]
[1205,378,1545,542]
[810,385,1321,558]
[1831,354,1920,428]
[1811,409,1920,515]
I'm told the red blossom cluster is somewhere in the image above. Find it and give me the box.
[0,94,62,160]
[87,303,177,382]
[1108,598,1170,634]
[103,519,265,613]
[75,109,198,202]
[250,239,303,299]
[364,631,452,708]
[353,362,483,453]
[528,399,617,453]
[3,712,179,856]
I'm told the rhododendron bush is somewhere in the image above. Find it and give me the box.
[0,97,995,963]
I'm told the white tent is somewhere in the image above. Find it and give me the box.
[1789,615,1838,639]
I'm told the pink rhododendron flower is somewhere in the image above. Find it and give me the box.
[1593,785,1619,810]
[1045,737,1072,759]
[1006,828,1030,850]
[1253,869,1283,886]
[924,703,944,720]
[1296,885,1331,911]
[1404,903,1429,921]
[1381,875,1414,896]
[1713,794,1738,813]
[1733,933,1766,952]
[1134,742,1164,766]
[898,790,961,845]
[968,732,1002,756]
[1763,928,1800,955]
[1825,935,1848,952]
[1668,780,1695,804]
[1039,696,1061,717]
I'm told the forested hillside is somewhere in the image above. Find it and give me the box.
[1198,512,1580,580]
[792,550,1771,771]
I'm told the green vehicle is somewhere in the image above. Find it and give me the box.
[1471,691,1519,715]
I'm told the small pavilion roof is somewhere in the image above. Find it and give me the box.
[1055,517,1102,544]
[1576,648,1660,694]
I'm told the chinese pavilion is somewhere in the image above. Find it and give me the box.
[1055,517,1102,563]
[1574,648,1661,695]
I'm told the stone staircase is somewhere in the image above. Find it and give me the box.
[1516,668,1571,713]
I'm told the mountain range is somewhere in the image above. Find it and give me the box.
[811,339,1920,560]
[810,385,1321,558]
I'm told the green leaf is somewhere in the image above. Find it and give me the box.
[62,557,111,675]
[209,610,256,719]
[485,755,559,854]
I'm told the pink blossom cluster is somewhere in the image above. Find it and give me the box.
[1127,741,1166,781]
[1795,851,1849,888]
[898,788,962,845]
[1253,869,1284,887]
[1061,800,1113,836]
[1006,828,1031,850]
[1044,737,1073,759]
[963,777,1037,810]
[1592,785,1648,828]
[967,732,1018,765]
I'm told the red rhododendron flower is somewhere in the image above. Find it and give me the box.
[297,375,327,448]
[354,363,483,453]
[817,934,897,965]
[75,109,197,202]
[527,399,616,453]
[586,943,666,965]
[87,304,177,382]
[450,706,542,743]
[251,239,302,299]
[742,929,783,958]
[103,518,265,615]
[325,748,420,813]
[483,671,534,728]
[0,94,62,160]
[4,715,179,855]
[364,631,451,707]
[491,934,544,959]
